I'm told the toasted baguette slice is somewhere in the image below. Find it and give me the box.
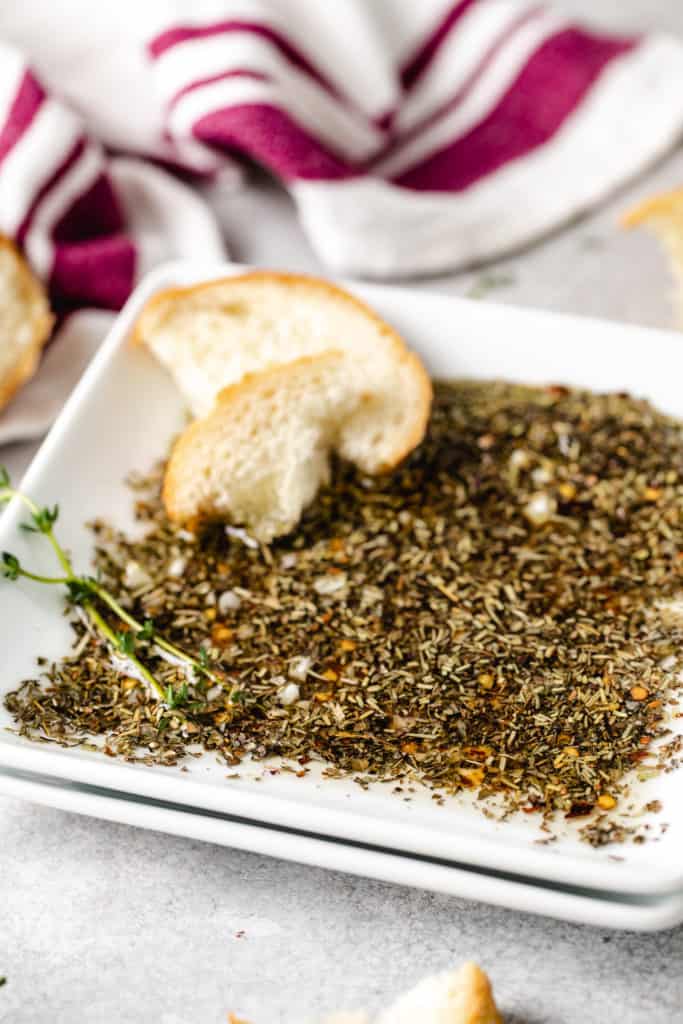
[622,188,683,325]
[375,962,502,1024]
[134,271,431,471]
[0,237,53,412]
[164,351,415,540]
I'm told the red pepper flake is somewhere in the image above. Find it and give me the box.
[565,802,595,819]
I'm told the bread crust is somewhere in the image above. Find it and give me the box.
[134,270,432,468]
[621,187,683,228]
[455,962,503,1024]
[0,236,53,413]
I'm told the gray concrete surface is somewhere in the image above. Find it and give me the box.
[3,2,683,1022]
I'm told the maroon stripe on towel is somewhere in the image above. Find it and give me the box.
[366,5,542,173]
[193,102,356,180]
[50,234,136,312]
[168,68,270,111]
[0,70,45,165]
[15,136,87,246]
[52,170,125,242]
[48,169,132,310]
[393,28,636,191]
[400,0,482,90]
[148,20,342,100]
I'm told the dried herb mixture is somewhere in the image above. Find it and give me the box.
[6,380,683,827]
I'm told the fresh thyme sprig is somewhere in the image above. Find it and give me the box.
[85,577,220,681]
[0,468,218,713]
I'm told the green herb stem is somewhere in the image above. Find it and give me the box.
[0,487,71,576]
[88,581,220,682]
[17,568,71,586]
[82,599,172,709]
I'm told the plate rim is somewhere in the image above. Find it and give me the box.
[3,765,683,933]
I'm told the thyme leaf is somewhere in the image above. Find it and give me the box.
[2,552,19,580]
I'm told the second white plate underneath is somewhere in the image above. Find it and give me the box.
[2,767,682,932]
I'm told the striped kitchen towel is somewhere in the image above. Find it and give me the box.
[2,0,683,441]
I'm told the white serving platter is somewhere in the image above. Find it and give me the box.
[2,766,683,933]
[1,260,683,928]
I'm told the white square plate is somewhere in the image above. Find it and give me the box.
[2,260,683,925]
[3,766,683,932]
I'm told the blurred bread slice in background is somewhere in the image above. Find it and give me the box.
[375,961,502,1024]
[322,961,502,1024]
[0,237,53,414]
[622,188,683,326]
